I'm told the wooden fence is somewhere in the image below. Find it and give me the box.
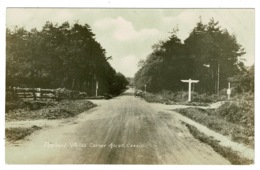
[8,87,58,100]
[7,87,107,101]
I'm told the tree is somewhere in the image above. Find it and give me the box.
[228,65,254,93]
[135,27,190,92]
[6,21,128,96]
[134,18,246,94]
[184,18,245,94]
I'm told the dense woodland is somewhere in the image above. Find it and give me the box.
[6,22,128,96]
[134,18,253,94]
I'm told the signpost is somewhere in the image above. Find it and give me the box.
[181,79,199,102]
[144,84,147,93]
[227,82,231,100]
[96,81,99,97]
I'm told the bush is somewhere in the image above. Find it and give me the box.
[216,93,254,127]
[6,100,56,112]
[193,93,215,103]
[142,92,168,104]
[143,90,219,104]
[175,98,254,148]
[215,92,254,140]
[185,123,253,165]
[5,100,25,112]
[6,100,96,121]
[6,126,42,141]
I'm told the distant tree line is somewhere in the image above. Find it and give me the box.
[134,18,252,94]
[6,21,128,96]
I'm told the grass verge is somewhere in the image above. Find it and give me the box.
[175,107,254,148]
[141,91,211,106]
[184,123,253,165]
[6,99,97,121]
[5,126,42,141]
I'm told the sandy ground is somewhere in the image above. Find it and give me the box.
[6,89,231,164]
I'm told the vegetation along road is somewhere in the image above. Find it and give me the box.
[6,14,254,165]
[6,88,232,164]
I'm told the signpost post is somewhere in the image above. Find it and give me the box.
[144,84,147,93]
[181,79,199,102]
[227,82,231,100]
[96,81,99,97]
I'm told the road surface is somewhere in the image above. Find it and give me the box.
[6,89,230,164]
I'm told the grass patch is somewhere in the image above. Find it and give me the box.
[6,100,56,112]
[184,123,253,165]
[141,91,210,106]
[6,99,97,121]
[5,126,42,141]
[216,93,254,128]
[141,90,254,148]
[141,88,230,104]
[175,107,254,148]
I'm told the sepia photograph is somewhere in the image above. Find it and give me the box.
[5,8,254,165]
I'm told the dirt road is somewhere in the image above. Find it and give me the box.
[6,89,230,164]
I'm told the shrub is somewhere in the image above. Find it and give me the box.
[6,126,42,141]
[6,100,96,121]
[216,92,254,127]
[175,106,254,147]
[185,123,253,165]
[143,90,217,104]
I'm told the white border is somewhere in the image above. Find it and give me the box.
[0,0,256,8]
[0,0,258,170]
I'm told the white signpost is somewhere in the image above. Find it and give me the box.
[96,81,99,97]
[227,82,231,100]
[181,79,199,102]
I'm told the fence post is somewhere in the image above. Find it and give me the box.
[33,89,36,101]
[23,89,26,98]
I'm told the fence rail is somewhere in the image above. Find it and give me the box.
[7,87,58,100]
[7,87,107,101]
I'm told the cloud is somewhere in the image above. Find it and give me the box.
[93,11,254,76]
[6,8,254,76]
[92,16,165,77]
[51,10,75,22]
[161,11,202,41]
[109,55,140,77]
[161,9,255,66]
[94,16,160,41]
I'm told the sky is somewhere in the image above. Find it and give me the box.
[6,8,254,77]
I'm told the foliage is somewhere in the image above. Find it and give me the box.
[6,99,96,121]
[216,92,254,130]
[140,90,226,105]
[175,92,254,148]
[109,72,129,95]
[6,99,56,112]
[184,123,253,165]
[6,22,128,96]
[228,65,254,93]
[6,126,42,141]
[134,18,246,94]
